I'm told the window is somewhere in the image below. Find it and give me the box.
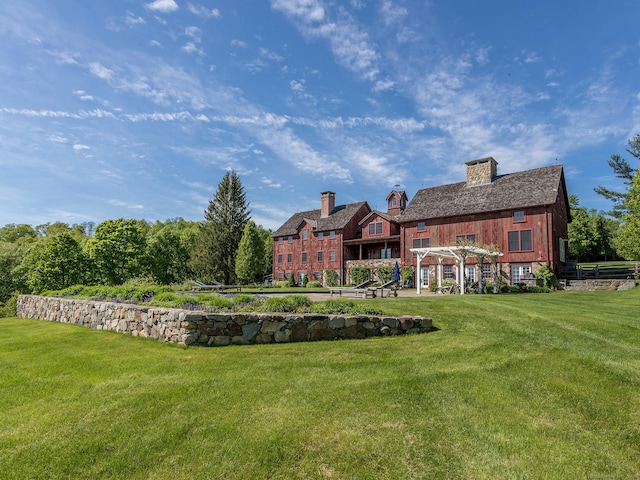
[277,254,282,264]
[456,234,476,243]
[278,237,283,244]
[287,253,292,263]
[508,230,532,251]
[380,248,391,259]
[465,266,476,283]
[559,238,567,263]
[287,235,293,243]
[391,197,397,206]
[514,210,525,222]
[482,264,492,279]
[302,252,307,263]
[278,273,284,281]
[417,222,425,231]
[318,232,324,241]
[302,229,308,240]
[329,231,335,239]
[317,251,323,261]
[443,265,455,279]
[313,272,320,281]
[369,222,383,235]
[329,250,336,261]
[511,265,531,284]
[413,238,430,248]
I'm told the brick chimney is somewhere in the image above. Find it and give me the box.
[465,157,498,186]
[321,191,335,218]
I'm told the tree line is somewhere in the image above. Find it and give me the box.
[0,172,273,305]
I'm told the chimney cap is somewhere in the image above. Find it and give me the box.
[465,157,498,166]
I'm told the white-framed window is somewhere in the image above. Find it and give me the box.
[298,272,305,285]
[318,232,324,241]
[287,235,293,243]
[444,265,455,279]
[278,273,284,281]
[302,229,308,240]
[391,197,397,206]
[482,264,492,279]
[380,248,391,259]
[511,265,531,284]
[329,250,336,261]
[329,231,335,239]
[456,234,476,243]
[278,237,283,244]
[417,222,425,231]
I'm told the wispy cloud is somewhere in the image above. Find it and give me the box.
[109,199,144,209]
[73,144,91,151]
[187,3,221,19]
[271,0,380,82]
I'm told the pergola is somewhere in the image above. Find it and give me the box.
[409,245,503,295]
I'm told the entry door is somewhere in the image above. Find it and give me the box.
[511,265,531,284]
[298,272,306,285]
[465,265,476,283]
[420,267,429,288]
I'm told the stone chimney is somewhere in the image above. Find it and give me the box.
[465,157,498,186]
[321,191,336,218]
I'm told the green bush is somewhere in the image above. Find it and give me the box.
[534,265,556,289]
[152,292,178,303]
[274,281,289,288]
[301,274,308,287]
[376,267,394,283]
[287,275,297,287]
[324,270,340,287]
[260,295,312,313]
[401,266,414,288]
[312,299,383,315]
[0,293,18,318]
[232,294,258,305]
[350,267,370,286]
[306,280,322,288]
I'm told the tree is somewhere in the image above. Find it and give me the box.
[190,172,250,284]
[0,241,28,302]
[145,221,198,284]
[568,195,619,262]
[0,224,37,244]
[85,219,147,285]
[613,172,640,260]
[24,232,87,293]
[235,221,266,284]
[595,134,640,218]
[257,225,274,280]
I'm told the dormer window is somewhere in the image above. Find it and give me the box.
[390,197,397,207]
[514,211,525,223]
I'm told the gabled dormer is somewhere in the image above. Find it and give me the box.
[386,190,408,216]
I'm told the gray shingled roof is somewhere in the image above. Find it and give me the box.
[273,201,370,237]
[400,164,566,223]
[358,210,400,225]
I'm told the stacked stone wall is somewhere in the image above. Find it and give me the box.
[16,295,432,347]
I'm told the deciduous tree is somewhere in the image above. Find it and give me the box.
[235,221,266,284]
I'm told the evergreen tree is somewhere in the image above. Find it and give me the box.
[595,134,639,218]
[235,221,266,284]
[190,171,250,284]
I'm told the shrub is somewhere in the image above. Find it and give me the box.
[301,274,308,287]
[312,299,383,315]
[0,293,18,318]
[350,267,370,286]
[232,294,258,305]
[153,292,178,303]
[261,295,313,313]
[324,269,340,287]
[534,265,556,289]
[376,266,394,283]
[401,266,414,288]
[306,280,322,288]
[274,281,289,288]
[287,275,297,287]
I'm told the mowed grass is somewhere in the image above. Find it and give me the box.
[1,289,639,479]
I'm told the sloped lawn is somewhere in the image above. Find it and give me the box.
[1,289,639,479]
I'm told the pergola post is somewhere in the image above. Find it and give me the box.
[437,258,443,292]
[416,254,422,295]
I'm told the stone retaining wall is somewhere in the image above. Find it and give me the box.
[16,295,432,347]
[560,279,636,291]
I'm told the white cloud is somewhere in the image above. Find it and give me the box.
[372,78,395,92]
[182,42,204,56]
[380,1,407,27]
[88,62,114,81]
[230,39,248,48]
[125,12,146,26]
[145,0,179,13]
[73,144,91,151]
[48,135,68,143]
[108,199,144,209]
[187,3,221,18]
[271,0,380,82]
[185,26,201,41]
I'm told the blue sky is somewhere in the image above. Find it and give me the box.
[1,0,639,231]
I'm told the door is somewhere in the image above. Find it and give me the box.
[420,267,429,288]
[511,265,531,284]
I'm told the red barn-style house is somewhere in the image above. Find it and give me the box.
[272,157,571,290]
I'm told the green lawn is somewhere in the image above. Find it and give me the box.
[1,289,639,479]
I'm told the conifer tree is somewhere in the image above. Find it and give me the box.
[190,171,250,284]
[235,221,266,284]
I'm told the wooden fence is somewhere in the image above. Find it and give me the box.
[561,263,639,280]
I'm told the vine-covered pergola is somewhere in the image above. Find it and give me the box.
[409,245,503,295]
